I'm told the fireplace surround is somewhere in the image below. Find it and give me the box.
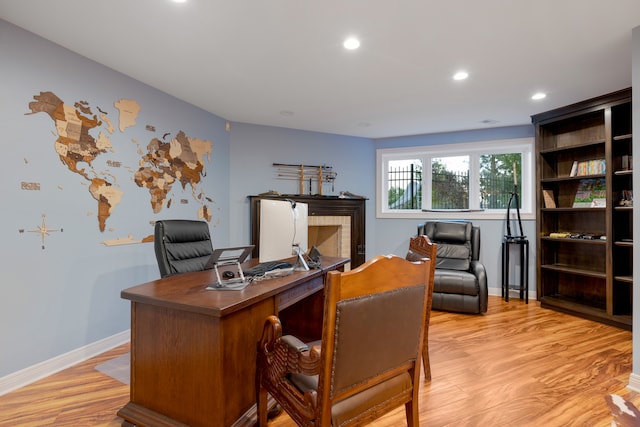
[248,195,367,268]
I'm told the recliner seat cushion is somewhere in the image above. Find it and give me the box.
[434,269,479,296]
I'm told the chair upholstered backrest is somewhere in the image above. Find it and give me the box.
[418,221,480,271]
[330,285,425,394]
[319,255,430,425]
[154,219,213,278]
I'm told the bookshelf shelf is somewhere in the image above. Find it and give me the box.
[532,88,632,330]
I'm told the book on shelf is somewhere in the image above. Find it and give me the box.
[570,161,578,177]
[542,189,556,208]
[572,177,606,208]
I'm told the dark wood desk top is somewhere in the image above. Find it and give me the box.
[121,256,348,318]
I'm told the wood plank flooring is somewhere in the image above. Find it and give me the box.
[1,296,639,426]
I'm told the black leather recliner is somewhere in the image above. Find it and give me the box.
[154,219,214,278]
[417,221,488,314]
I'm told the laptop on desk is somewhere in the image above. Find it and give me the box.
[205,245,254,291]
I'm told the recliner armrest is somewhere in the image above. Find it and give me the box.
[470,260,488,313]
[471,226,481,261]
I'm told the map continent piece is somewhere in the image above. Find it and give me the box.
[89,178,123,232]
[134,131,212,213]
[114,99,140,132]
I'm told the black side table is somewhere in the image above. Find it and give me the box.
[502,237,529,303]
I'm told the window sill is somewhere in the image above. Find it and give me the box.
[377,210,535,221]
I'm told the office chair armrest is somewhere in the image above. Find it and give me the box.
[258,316,321,378]
[281,335,309,352]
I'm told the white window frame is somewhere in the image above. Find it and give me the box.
[376,138,535,220]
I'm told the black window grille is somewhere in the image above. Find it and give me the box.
[388,165,520,210]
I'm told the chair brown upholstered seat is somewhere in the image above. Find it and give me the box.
[417,221,488,314]
[154,219,213,278]
[256,254,434,427]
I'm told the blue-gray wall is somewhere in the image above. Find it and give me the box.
[227,123,374,250]
[0,20,230,378]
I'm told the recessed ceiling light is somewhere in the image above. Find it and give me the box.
[532,92,547,100]
[172,0,187,3]
[343,38,360,50]
[453,71,469,81]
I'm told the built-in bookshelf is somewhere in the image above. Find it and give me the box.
[532,88,632,330]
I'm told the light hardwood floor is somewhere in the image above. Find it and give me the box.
[1,296,639,426]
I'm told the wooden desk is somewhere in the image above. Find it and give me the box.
[117,257,348,427]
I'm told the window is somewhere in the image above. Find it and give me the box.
[377,138,534,220]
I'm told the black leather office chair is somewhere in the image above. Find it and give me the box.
[154,219,213,278]
[417,221,488,314]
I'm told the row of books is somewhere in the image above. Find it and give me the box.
[569,159,606,177]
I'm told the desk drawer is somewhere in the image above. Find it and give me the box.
[277,276,323,311]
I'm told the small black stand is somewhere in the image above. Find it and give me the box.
[502,185,529,303]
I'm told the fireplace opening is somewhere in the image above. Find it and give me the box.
[308,216,351,270]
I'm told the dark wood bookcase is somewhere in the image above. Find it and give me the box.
[532,88,632,330]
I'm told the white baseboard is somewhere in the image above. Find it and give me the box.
[628,373,640,392]
[0,329,130,396]
[488,287,536,301]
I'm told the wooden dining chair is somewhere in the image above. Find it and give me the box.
[256,254,433,426]
[406,235,437,380]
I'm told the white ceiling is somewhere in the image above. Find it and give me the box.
[2,0,639,139]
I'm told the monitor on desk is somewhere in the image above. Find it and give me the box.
[259,199,308,263]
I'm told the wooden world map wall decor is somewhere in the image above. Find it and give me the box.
[23,91,215,247]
